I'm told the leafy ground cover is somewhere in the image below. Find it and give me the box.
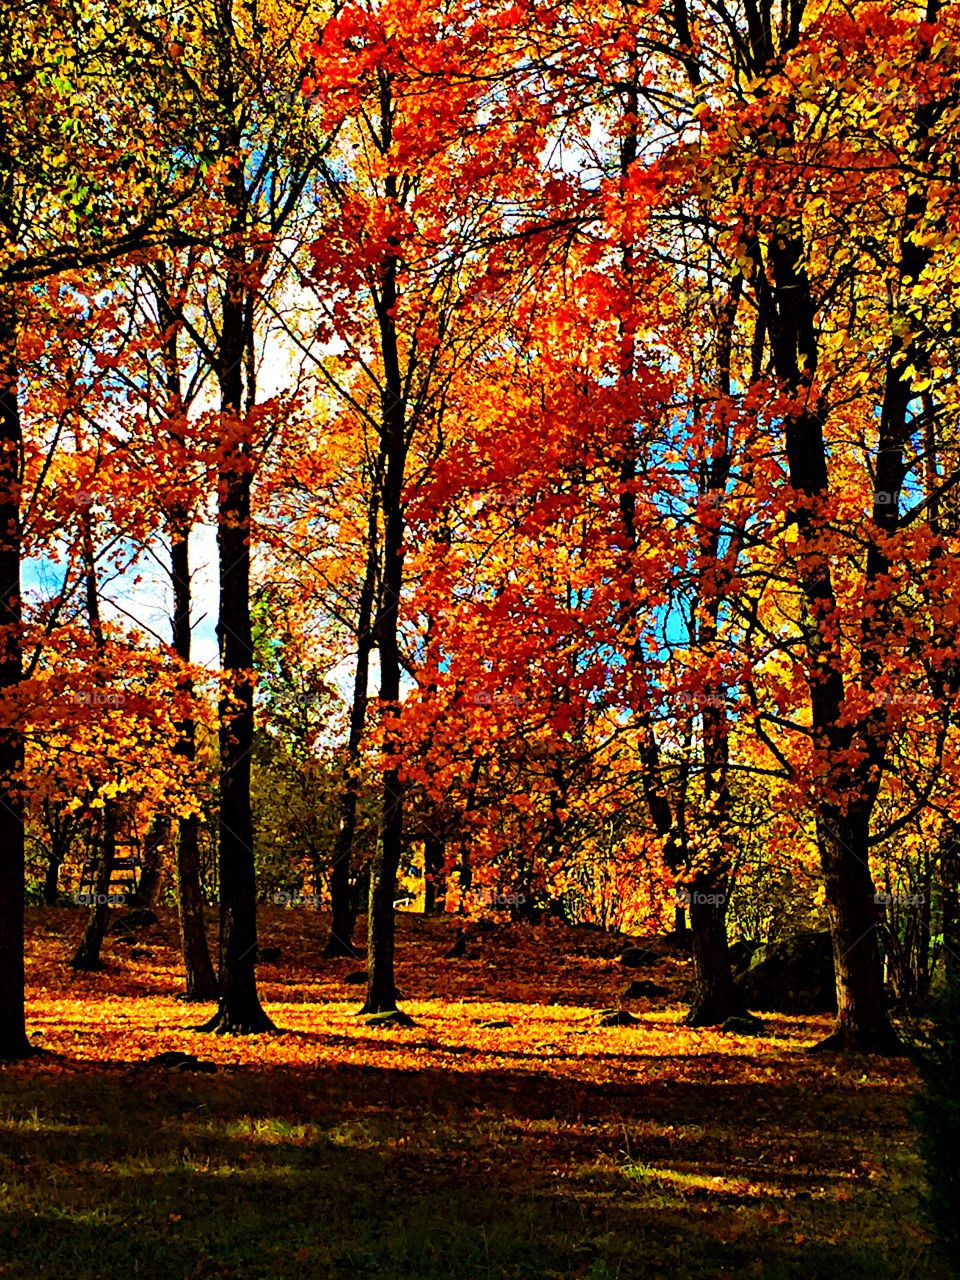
[0,909,939,1279]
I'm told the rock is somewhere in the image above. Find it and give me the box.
[597,1009,640,1027]
[443,928,467,959]
[572,1242,600,1263]
[364,1010,416,1028]
[122,908,159,929]
[735,930,836,1014]
[148,1052,217,1073]
[130,947,154,960]
[663,929,693,952]
[721,1014,765,1036]
[256,947,282,963]
[728,939,760,975]
[623,980,668,1000]
[619,947,656,968]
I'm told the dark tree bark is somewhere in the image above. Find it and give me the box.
[455,756,482,911]
[423,834,445,913]
[324,464,381,959]
[153,254,219,998]
[171,519,219,1001]
[70,810,117,971]
[40,801,74,905]
[71,508,119,971]
[364,153,408,1015]
[758,207,913,1052]
[685,701,742,1025]
[813,812,898,1051]
[199,264,273,1032]
[130,812,169,909]
[197,4,273,1033]
[153,257,219,1000]
[0,293,30,1058]
[942,820,960,987]
[177,813,218,999]
[611,58,738,1019]
[683,279,746,1026]
[687,888,742,1024]
[42,850,61,907]
[764,225,895,1052]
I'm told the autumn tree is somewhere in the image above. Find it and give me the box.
[297,0,565,1012]
[0,0,216,1057]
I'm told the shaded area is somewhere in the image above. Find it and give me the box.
[0,1060,938,1280]
[4,906,940,1278]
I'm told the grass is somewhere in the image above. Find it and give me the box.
[0,907,943,1279]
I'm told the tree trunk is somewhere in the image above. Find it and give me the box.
[71,809,116,970]
[197,107,272,1030]
[42,801,72,905]
[682,278,745,1025]
[177,813,218,1000]
[170,522,219,1001]
[130,812,169,909]
[455,756,481,911]
[155,253,219,1001]
[363,185,407,1015]
[327,792,361,956]
[0,293,30,1058]
[193,29,273,1032]
[323,479,380,959]
[759,205,904,1052]
[364,760,404,1014]
[326,781,362,958]
[814,812,899,1052]
[42,848,62,906]
[70,505,119,971]
[687,889,743,1025]
[942,820,960,986]
[423,834,445,913]
[363,469,404,1011]
[199,253,273,1033]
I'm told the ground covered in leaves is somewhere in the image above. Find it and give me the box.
[0,908,939,1278]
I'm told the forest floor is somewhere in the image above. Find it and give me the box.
[0,907,939,1279]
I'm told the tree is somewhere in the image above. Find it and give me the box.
[300,0,556,1012]
[0,0,215,1057]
